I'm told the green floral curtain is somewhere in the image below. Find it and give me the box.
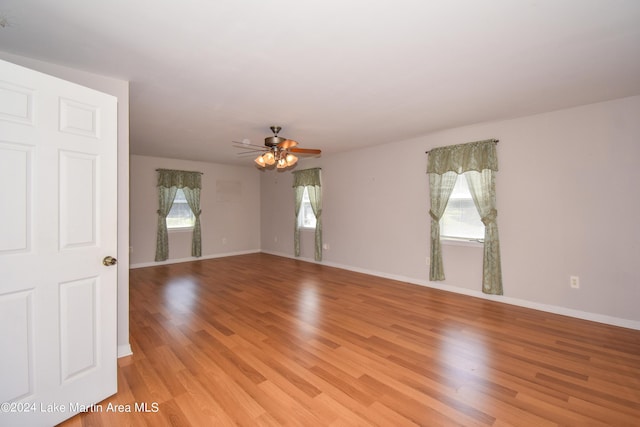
[307,184,322,261]
[155,186,178,262]
[155,169,203,262]
[182,186,202,257]
[292,168,322,261]
[426,139,502,295]
[428,171,458,281]
[465,169,502,295]
[427,139,498,175]
[157,169,202,189]
[293,186,305,257]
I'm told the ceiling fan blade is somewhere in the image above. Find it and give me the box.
[277,139,298,149]
[289,147,321,155]
[235,148,269,154]
[232,143,269,152]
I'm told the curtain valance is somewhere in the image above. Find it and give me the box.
[292,168,321,187]
[157,169,203,189]
[426,139,498,175]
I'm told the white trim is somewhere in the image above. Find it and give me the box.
[167,226,195,232]
[261,250,640,331]
[441,237,484,248]
[117,344,133,358]
[129,249,261,269]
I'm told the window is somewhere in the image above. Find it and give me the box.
[166,189,195,229]
[297,187,317,229]
[440,175,484,241]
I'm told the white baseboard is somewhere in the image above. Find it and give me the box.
[261,250,640,331]
[117,344,133,358]
[129,249,261,269]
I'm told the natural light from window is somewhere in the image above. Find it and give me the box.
[166,188,195,229]
[297,187,317,229]
[440,175,484,241]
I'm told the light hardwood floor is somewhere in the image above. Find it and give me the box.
[60,253,640,426]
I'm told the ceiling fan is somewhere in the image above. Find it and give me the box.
[233,126,321,169]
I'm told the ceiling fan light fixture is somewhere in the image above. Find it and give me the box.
[263,151,275,165]
[234,126,320,170]
[276,157,288,169]
[285,153,298,166]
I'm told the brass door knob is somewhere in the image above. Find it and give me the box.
[102,256,117,266]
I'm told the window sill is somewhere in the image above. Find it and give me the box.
[441,237,484,248]
[168,226,194,232]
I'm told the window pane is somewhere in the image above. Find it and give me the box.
[440,178,484,240]
[167,189,195,229]
[298,188,317,229]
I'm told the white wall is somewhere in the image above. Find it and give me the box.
[261,95,640,327]
[0,52,133,356]
[129,155,261,266]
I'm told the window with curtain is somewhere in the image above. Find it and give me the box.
[426,139,502,295]
[155,169,203,262]
[440,176,484,241]
[292,168,322,261]
[166,188,196,229]
[297,187,317,229]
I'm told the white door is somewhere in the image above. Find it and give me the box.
[0,59,118,426]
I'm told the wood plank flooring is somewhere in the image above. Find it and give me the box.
[60,253,640,426]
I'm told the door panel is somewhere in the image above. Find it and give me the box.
[0,80,35,125]
[0,290,34,403]
[0,59,118,426]
[0,142,32,253]
[59,97,100,138]
[60,277,98,382]
[59,151,97,249]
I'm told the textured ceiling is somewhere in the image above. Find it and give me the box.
[1,0,640,165]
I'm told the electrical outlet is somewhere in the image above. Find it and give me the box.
[323,243,329,250]
[570,276,580,289]
[222,237,227,245]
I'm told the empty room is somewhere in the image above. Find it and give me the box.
[1,1,639,426]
